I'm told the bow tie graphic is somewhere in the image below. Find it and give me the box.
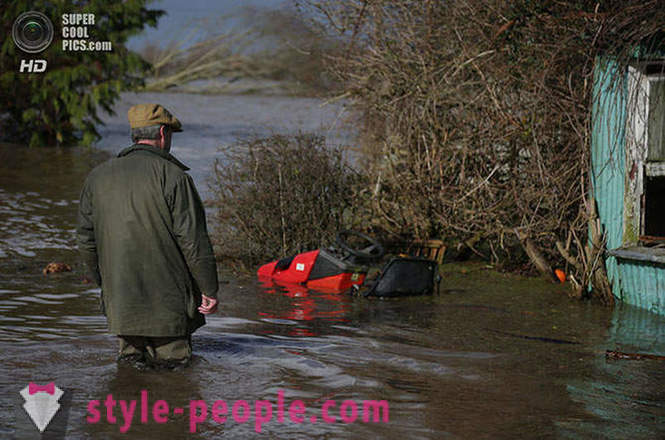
[28,382,55,395]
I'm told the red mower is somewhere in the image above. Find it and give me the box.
[257,230,385,293]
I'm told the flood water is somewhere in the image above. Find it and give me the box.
[1,93,665,439]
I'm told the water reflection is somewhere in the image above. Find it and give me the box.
[82,365,201,438]
[562,304,665,439]
[257,279,351,336]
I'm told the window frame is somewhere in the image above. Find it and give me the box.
[625,63,665,243]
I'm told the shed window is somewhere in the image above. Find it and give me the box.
[644,176,665,237]
[643,75,665,239]
[648,79,665,162]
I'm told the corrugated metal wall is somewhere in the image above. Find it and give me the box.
[616,259,665,314]
[591,56,627,301]
[592,57,665,315]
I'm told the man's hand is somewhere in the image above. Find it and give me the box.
[198,294,218,314]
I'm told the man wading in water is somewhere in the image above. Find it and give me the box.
[77,104,219,368]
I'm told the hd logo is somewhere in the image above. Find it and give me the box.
[19,59,47,73]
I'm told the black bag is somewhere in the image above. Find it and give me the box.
[359,257,440,297]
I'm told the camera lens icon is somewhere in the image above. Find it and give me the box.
[12,11,54,54]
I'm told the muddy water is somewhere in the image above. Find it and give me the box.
[1,94,665,439]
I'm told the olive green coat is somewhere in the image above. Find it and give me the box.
[77,144,218,337]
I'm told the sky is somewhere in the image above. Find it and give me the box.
[127,0,290,50]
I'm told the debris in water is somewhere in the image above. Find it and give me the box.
[605,350,665,361]
[42,262,72,275]
[554,269,566,283]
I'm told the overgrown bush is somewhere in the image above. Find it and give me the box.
[209,133,366,270]
[299,0,665,301]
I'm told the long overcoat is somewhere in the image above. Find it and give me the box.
[77,144,218,336]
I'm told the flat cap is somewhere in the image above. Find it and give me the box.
[127,103,182,132]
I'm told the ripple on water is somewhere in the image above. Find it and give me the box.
[203,316,258,330]
[260,318,298,325]
[0,247,36,257]
[22,315,57,320]
[0,317,26,322]
[58,315,107,325]
[0,186,82,257]
[0,300,30,308]
[12,296,63,305]
[36,293,81,300]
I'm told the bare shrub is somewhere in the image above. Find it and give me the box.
[240,7,343,94]
[299,0,665,302]
[138,9,341,95]
[209,134,367,270]
[138,18,263,92]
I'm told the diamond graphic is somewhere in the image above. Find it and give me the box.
[20,383,63,432]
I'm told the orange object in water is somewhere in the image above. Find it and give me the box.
[257,249,369,293]
[554,269,566,283]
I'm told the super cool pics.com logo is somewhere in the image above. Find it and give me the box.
[12,11,113,73]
